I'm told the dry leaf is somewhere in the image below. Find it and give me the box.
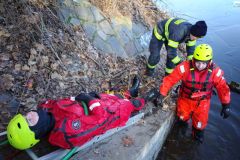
[25,79,34,90]
[35,43,45,52]
[0,30,10,37]
[122,135,134,147]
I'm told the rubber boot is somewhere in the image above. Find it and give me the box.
[143,88,159,102]
[129,75,140,97]
[146,66,155,77]
[176,119,188,136]
[192,127,204,144]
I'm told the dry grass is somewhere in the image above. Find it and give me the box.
[89,0,168,27]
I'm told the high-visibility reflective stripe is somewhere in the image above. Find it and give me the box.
[180,65,185,73]
[171,55,181,64]
[174,19,186,25]
[168,40,179,48]
[197,122,202,128]
[147,63,156,69]
[165,67,173,74]
[187,40,196,46]
[187,55,193,60]
[164,18,174,40]
[89,102,100,111]
[216,69,222,77]
[154,25,163,40]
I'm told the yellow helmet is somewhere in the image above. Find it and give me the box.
[193,44,213,61]
[7,114,39,150]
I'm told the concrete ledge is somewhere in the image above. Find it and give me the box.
[70,107,175,160]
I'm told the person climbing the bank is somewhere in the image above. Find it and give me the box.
[158,44,231,143]
[146,17,207,76]
[6,76,159,150]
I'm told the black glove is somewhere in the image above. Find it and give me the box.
[143,88,160,102]
[75,93,95,104]
[220,104,230,119]
[156,94,165,107]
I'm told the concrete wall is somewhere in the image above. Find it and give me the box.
[57,0,152,58]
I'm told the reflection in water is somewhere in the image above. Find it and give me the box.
[155,0,240,160]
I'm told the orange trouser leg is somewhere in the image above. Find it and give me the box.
[176,97,194,121]
[192,99,210,130]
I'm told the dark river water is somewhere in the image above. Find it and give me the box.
[156,0,240,160]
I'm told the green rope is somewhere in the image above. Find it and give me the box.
[59,101,89,159]
[61,147,77,160]
[81,101,89,116]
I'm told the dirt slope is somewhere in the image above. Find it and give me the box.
[0,0,166,131]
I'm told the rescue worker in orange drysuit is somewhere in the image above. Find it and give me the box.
[159,44,231,143]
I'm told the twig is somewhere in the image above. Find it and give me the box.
[82,52,106,75]
[49,45,67,70]
[162,94,170,103]
[111,66,129,79]
[140,79,155,89]
[46,7,58,19]
[44,75,51,97]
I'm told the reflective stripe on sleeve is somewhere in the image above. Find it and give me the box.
[216,69,222,77]
[180,65,185,73]
[164,18,174,40]
[165,67,173,74]
[174,19,186,25]
[171,55,181,64]
[89,102,101,111]
[70,97,75,101]
[154,25,163,40]
[168,40,179,48]
[187,40,196,46]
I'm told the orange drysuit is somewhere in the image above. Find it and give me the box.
[160,60,230,130]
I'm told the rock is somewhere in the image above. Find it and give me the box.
[14,64,22,71]
[51,72,63,80]
[22,65,30,71]
[24,97,37,109]
[8,98,20,114]
[36,87,45,95]
[0,53,10,61]
[0,74,14,91]
[11,52,19,61]
[42,56,49,65]
[0,29,10,37]
[51,63,59,70]
[30,48,37,55]
[34,43,45,52]
[6,45,14,51]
